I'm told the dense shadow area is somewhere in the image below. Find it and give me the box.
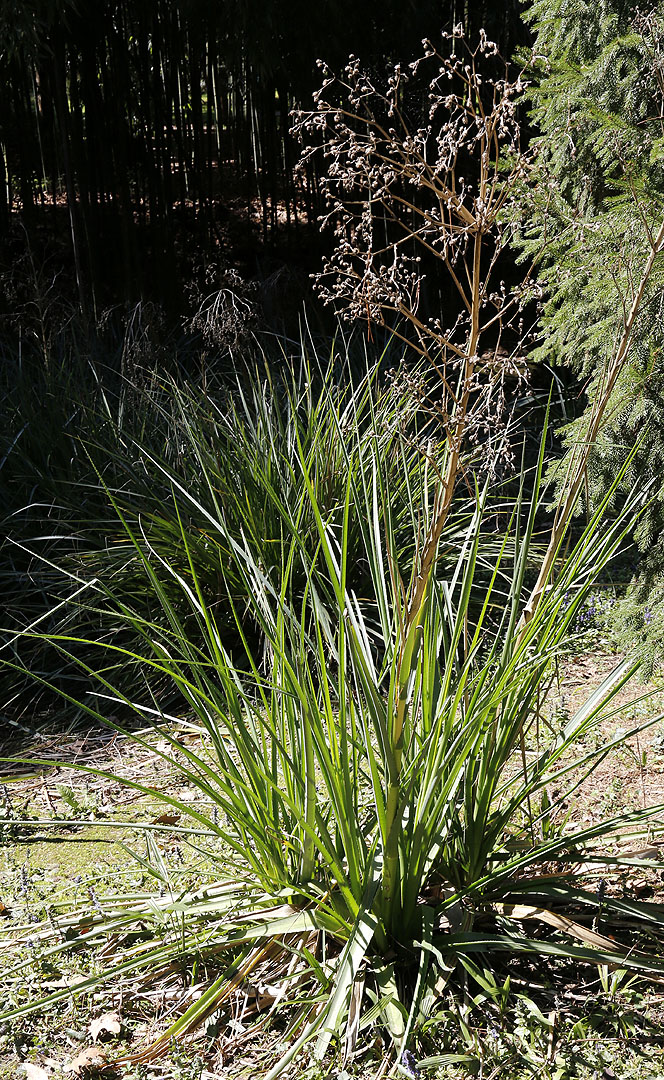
[0,1,529,314]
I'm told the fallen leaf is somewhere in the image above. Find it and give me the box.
[21,1065,51,1080]
[65,1047,107,1075]
[89,1012,122,1043]
[66,923,94,939]
[634,881,655,899]
[495,903,627,952]
[152,813,180,825]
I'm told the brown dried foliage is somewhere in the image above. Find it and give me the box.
[293,25,535,484]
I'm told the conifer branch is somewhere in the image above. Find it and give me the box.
[520,216,664,632]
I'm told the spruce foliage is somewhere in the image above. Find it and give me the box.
[516,0,664,665]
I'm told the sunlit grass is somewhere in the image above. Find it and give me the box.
[2,351,664,1077]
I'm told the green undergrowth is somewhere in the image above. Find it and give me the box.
[3,346,664,1077]
[2,713,664,1079]
[2,327,432,727]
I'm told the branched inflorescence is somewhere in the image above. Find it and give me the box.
[293,26,535,478]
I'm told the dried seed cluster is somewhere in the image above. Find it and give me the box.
[293,27,537,477]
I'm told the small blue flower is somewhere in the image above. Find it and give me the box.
[401,1050,421,1078]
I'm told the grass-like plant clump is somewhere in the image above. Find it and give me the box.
[1,347,664,1076]
[1,332,443,727]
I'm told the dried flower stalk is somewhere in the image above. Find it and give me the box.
[293,26,533,616]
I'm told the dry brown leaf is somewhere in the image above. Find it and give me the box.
[21,1064,51,1080]
[342,974,364,1064]
[634,881,655,899]
[619,845,663,862]
[151,813,180,825]
[65,1046,107,1075]
[89,1012,122,1043]
[495,902,637,955]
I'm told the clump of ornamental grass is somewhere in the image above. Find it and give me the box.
[1,332,449,728]
[1,415,664,1077]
